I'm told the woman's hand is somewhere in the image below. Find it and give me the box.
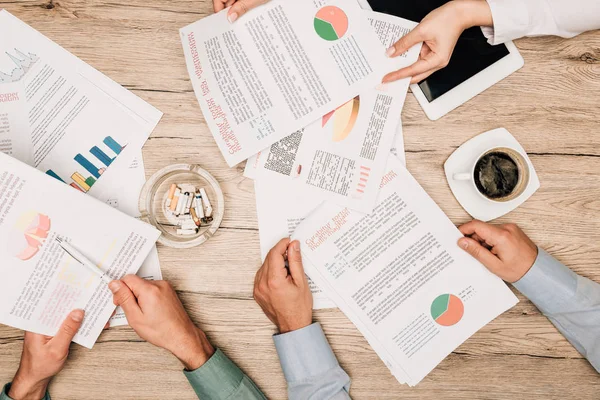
[383,0,493,84]
[213,0,270,23]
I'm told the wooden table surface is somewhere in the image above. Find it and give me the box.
[1,1,599,399]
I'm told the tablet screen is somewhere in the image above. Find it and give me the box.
[366,0,510,102]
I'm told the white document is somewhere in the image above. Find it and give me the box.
[0,153,161,348]
[254,178,335,309]
[243,13,417,212]
[0,81,32,164]
[106,154,163,327]
[292,156,518,386]
[0,10,153,195]
[180,0,410,167]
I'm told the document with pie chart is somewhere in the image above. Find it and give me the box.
[180,0,415,166]
[292,156,519,386]
[0,152,160,348]
[247,12,421,213]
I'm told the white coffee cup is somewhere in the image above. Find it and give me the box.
[452,147,530,202]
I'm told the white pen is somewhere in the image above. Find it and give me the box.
[55,237,111,284]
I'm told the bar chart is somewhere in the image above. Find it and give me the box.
[46,136,125,192]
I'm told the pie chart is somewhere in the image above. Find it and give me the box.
[431,294,464,326]
[314,6,349,41]
[322,96,360,142]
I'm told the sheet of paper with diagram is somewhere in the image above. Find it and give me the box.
[0,153,161,348]
[292,155,519,386]
[180,0,411,166]
[244,12,417,212]
[0,10,165,328]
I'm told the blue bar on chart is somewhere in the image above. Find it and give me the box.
[74,154,101,178]
[46,169,65,182]
[90,146,113,166]
[103,136,123,155]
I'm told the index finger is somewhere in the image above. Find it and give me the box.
[387,29,423,57]
[266,238,291,279]
[121,274,152,297]
[458,220,506,247]
[382,55,437,83]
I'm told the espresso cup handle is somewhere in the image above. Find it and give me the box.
[453,173,471,181]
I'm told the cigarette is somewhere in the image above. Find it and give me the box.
[195,191,206,221]
[169,188,181,212]
[200,188,213,219]
[166,184,177,207]
[181,220,197,230]
[175,191,187,216]
[190,207,201,226]
[185,192,194,214]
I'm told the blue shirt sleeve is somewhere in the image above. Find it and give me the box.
[273,323,351,400]
[513,247,600,372]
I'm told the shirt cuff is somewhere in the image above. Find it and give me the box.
[512,247,578,313]
[482,0,532,44]
[1,383,51,400]
[183,348,244,400]
[273,323,339,383]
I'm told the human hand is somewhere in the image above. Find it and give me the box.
[458,220,539,283]
[213,0,270,23]
[383,0,493,84]
[8,310,84,400]
[109,276,215,370]
[254,238,313,334]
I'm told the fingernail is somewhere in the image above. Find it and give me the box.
[108,281,121,293]
[228,12,238,23]
[386,47,395,57]
[71,309,84,322]
[293,241,300,252]
[459,239,468,249]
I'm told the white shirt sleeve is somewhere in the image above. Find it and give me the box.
[481,0,600,45]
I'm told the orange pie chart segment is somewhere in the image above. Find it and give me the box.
[431,294,464,327]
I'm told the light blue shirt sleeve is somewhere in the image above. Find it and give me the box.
[273,323,351,400]
[513,247,600,372]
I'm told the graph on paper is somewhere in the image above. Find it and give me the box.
[45,136,126,192]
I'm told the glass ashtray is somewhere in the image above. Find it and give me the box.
[139,164,224,248]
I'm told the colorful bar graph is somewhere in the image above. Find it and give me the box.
[71,172,91,191]
[46,169,65,183]
[90,146,113,166]
[103,136,123,155]
[74,154,101,178]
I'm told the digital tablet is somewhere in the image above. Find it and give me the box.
[359,0,524,120]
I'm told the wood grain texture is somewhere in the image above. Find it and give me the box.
[0,0,599,398]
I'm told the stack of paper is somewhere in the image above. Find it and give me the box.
[179,0,519,385]
[0,10,164,329]
[0,152,161,348]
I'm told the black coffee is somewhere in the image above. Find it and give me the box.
[474,152,519,199]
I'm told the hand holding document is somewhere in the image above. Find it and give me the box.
[291,156,518,385]
[180,0,412,167]
[0,153,160,348]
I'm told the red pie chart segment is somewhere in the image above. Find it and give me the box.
[314,6,349,41]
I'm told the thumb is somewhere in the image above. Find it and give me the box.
[287,241,307,285]
[109,280,142,321]
[227,0,267,23]
[387,28,423,57]
[458,237,503,276]
[51,309,84,353]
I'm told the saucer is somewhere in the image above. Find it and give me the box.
[444,128,540,221]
